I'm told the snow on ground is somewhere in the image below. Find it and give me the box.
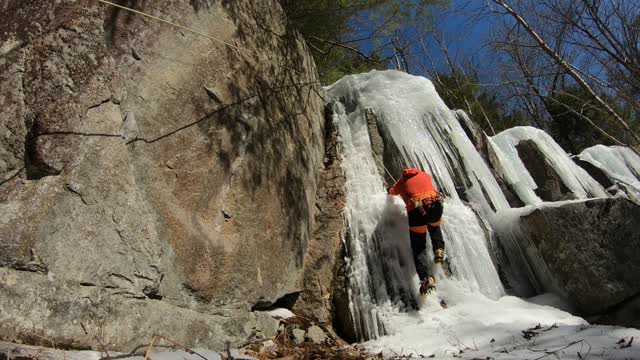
[365,277,640,359]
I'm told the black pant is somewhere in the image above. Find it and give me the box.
[408,201,444,280]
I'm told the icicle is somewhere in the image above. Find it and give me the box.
[489,126,608,205]
[579,145,640,203]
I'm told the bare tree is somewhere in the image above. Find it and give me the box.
[490,0,640,149]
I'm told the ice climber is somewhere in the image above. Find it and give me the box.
[388,168,444,295]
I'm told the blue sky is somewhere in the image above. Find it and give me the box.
[353,0,496,75]
[424,0,494,69]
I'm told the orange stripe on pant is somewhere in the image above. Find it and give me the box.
[409,225,428,234]
[409,217,443,234]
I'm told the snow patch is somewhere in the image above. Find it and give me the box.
[264,308,295,319]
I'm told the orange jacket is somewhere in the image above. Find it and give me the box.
[388,168,438,210]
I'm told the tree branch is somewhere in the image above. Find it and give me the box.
[491,0,640,148]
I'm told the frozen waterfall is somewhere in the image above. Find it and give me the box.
[326,70,506,340]
[324,70,640,358]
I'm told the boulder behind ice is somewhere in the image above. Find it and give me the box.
[488,127,607,206]
[519,198,640,325]
[516,140,576,202]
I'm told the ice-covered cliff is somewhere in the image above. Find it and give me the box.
[325,70,640,358]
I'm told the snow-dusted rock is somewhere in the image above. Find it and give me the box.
[578,145,640,204]
[573,156,615,190]
[489,126,607,205]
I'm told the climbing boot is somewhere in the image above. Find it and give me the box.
[419,276,436,295]
[434,248,445,263]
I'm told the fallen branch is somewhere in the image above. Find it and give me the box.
[144,335,157,360]
[530,339,589,360]
[155,335,209,360]
[105,352,147,360]
[308,36,380,63]
[98,342,174,360]
[522,323,558,341]
[225,341,233,360]
[621,336,634,349]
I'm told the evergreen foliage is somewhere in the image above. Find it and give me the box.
[432,71,527,135]
[321,51,388,85]
[280,0,446,84]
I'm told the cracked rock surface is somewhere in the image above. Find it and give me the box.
[0,0,326,351]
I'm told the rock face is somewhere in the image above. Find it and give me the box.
[454,110,488,160]
[293,104,346,324]
[0,0,329,351]
[519,198,640,322]
[332,240,354,342]
[516,140,575,202]
[573,157,615,190]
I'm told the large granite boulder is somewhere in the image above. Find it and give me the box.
[519,198,640,324]
[0,0,329,351]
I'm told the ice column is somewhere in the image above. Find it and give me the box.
[326,70,506,340]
